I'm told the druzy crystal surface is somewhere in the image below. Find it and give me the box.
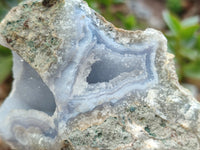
[0,0,200,150]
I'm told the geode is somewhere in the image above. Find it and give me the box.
[0,0,200,150]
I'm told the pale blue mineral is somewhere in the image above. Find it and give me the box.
[0,0,199,150]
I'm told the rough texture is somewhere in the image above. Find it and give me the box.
[0,0,63,76]
[0,0,200,150]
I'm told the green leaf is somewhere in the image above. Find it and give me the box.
[179,48,198,60]
[85,0,99,11]
[0,46,12,56]
[183,61,200,79]
[99,0,112,7]
[181,16,199,27]
[180,25,199,40]
[196,34,200,49]
[163,11,181,36]
[181,38,197,50]
[0,56,12,84]
[166,0,182,14]
[113,0,124,4]
[123,15,136,30]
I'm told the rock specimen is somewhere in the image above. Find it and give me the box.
[0,0,199,149]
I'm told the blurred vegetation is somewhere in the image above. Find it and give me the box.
[0,46,12,83]
[164,12,200,81]
[166,0,183,14]
[0,0,199,84]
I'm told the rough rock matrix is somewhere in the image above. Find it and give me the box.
[0,0,200,150]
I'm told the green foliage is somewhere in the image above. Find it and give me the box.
[115,13,136,30]
[163,11,200,81]
[166,0,182,14]
[0,46,12,83]
[84,0,99,11]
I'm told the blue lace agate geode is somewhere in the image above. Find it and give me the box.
[0,0,184,149]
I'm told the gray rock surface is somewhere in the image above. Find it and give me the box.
[0,0,199,149]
